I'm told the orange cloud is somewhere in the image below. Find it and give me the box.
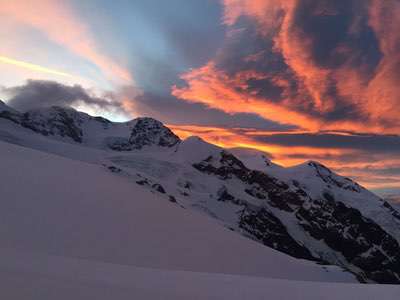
[0,0,133,85]
[172,62,321,131]
[365,0,400,127]
[173,0,400,135]
[222,0,286,30]
[172,61,394,134]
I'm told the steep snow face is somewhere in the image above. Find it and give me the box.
[230,147,283,171]
[176,136,222,163]
[2,104,400,283]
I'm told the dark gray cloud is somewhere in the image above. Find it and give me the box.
[253,133,400,154]
[291,0,381,70]
[3,80,123,113]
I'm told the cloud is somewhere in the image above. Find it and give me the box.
[3,80,123,113]
[252,132,400,154]
[0,55,77,79]
[127,90,297,131]
[172,0,400,134]
[0,0,133,85]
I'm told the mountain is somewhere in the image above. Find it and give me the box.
[1,102,400,284]
[5,140,400,299]
[385,193,400,207]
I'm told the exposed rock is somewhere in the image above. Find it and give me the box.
[296,197,400,283]
[21,107,84,143]
[152,183,166,194]
[217,186,235,202]
[239,206,317,261]
[168,195,177,203]
[192,149,400,283]
[129,117,180,149]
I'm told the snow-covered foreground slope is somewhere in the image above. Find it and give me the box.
[3,141,400,299]
[1,249,400,300]
[0,141,352,281]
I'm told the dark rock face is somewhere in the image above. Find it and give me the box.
[296,197,400,283]
[168,195,177,203]
[193,151,248,180]
[107,166,122,173]
[129,118,180,149]
[193,151,303,212]
[107,117,181,151]
[217,186,235,202]
[193,150,400,283]
[152,183,166,194]
[0,106,85,143]
[239,206,317,261]
[21,107,84,143]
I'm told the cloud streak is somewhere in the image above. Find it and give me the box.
[0,55,77,79]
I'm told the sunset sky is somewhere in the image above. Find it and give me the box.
[0,0,399,194]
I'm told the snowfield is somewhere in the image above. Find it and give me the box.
[0,140,399,299]
[1,249,399,300]
[0,141,352,282]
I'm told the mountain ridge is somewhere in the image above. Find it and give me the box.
[1,102,400,283]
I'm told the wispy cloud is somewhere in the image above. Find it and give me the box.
[0,55,77,79]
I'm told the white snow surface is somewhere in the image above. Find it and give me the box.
[2,140,400,299]
[1,248,399,300]
[0,141,350,281]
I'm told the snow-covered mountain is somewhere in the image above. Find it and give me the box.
[1,102,400,285]
[385,194,400,208]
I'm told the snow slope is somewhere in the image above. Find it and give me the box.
[0,141,352,282]
[1,249,400,300]
[4,140,400,299]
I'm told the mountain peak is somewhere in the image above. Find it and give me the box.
[177,135,222,162]
[128,117,181,149]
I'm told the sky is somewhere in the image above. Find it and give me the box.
[0,0,399,195]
